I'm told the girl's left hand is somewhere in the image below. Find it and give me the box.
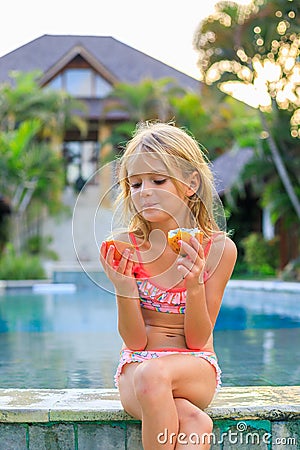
[177,237,205,286]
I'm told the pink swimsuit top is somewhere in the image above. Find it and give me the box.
[129,233,214,314]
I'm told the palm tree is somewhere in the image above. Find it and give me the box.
[0,70,87,140]
[170,85,261,159]
[0,71,87,253]
[100,77,186,160]
[0,119,65,252]
[193,0,300,220]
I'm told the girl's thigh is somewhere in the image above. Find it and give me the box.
[118,362,143,419]
[155,354,217,409]
[118,355,217,417]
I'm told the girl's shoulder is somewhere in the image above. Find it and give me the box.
[205,233,237,273]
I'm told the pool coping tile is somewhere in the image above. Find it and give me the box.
[0,389,64,422]
[0,387,299,423]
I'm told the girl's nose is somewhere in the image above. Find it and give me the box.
[140,180,152,196]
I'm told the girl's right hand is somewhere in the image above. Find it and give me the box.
[99,241,139,298]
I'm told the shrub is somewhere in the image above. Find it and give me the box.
[241,232,279,277]
[24,235,59,260]
[0,244,46,280]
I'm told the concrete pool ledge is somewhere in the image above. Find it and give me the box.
[0,387,299,449]
[228,279,300,292]
[1,278,299,292]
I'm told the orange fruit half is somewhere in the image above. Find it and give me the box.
[105,240,135,261]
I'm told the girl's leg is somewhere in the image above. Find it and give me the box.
[174,398,213,450]
[119,361,179,449]
[133,360,179,450]
[118,355,216,450]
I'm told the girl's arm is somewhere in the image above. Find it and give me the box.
[116,294,148,350]
[184,283,212,350]
[177,236,237,350]
[100,242,148,350]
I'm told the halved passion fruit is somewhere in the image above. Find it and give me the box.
[168,228,204,255]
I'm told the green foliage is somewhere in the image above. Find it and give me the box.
[223,96,262,148]
[24,235,59,261]
[170,89,235,157]
[101,78,254,161]
[193,0,300,224]
[0,70,87,136]
[0,120,65,215]
[100,77,192,162]
[0,70,86,255]
[241,232,280,276]
[0,244,46,280]
[99,122,137,164]
[103,77,185,123]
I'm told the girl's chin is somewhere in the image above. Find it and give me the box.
[141,209,169,221]
[141,210,162,219]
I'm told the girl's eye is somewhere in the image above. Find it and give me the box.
[130,182,142,189]
[128,179,167,188]
[153,179,167,185]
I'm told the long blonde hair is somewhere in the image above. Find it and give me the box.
[113,121,221,240]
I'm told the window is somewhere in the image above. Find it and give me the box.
[47,68,112,98]
[65,68,92,96]
[63,141,100,186]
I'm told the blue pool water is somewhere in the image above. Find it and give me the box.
[0,279,299,388]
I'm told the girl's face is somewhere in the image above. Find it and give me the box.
[126,151,192,229]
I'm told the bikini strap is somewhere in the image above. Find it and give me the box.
[204,238,213,257]
[204,232,222,257]
[204,231,222,256]
[129,232,151,279]
[129,232,144,266]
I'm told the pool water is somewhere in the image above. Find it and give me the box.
[0,282,299,388]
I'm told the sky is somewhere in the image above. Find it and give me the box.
[0,0,251,80]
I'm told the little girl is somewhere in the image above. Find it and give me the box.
[100,121,237,450]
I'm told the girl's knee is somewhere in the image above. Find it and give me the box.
[199,411,213,434]
[133,359,171,400]
[175,399,213,434]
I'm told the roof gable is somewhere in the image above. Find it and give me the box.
[39,44,118,86]
[0,34,200,92]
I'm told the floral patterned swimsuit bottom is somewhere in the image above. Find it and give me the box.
[114,233,222,392]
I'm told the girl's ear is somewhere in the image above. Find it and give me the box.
[186,171,200,198]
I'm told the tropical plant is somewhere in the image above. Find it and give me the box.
[0,119,67,253]
[171,86,262,158]
[100,77,187,161]
[0,243,46,280]
[0,120,64,214]
[241,232,280,276]
[24,235,59,261]
[193,0,300,221]
[103,77,185,122]
[0,71,87,255]
[101,77,237,161]
[0,70,87,138]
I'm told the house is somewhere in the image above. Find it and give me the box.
[0,35,201,264]
[0,34,200,189]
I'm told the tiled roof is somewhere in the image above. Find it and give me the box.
[0,34,200,91]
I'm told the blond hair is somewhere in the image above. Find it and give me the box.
[113,121,221,240]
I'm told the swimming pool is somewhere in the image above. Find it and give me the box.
[0,280,299,389]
